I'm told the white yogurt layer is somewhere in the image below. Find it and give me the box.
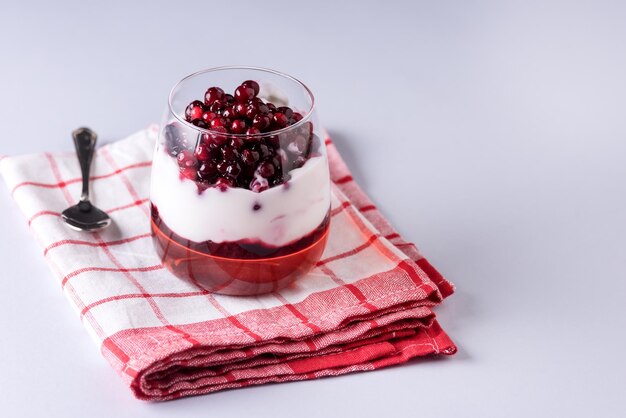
[150,147,331,246]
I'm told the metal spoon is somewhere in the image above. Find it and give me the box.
[61,127,112,231]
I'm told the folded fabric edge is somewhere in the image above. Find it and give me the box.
[134,314,437,396]
[101,274,445,384]
[130,319,455,401]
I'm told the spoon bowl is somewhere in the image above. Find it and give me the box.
[62,200,111,231]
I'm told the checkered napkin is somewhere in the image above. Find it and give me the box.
[0,126,456,401]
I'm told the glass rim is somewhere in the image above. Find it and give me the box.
[167,65,316,138]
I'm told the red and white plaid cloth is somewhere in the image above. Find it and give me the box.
[0,126,456,401]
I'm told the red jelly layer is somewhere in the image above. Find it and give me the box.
[151,204,330,295]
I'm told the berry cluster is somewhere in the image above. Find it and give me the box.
[164,80,317,192]
[185,80,303,133]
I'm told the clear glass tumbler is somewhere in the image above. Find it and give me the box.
[150,66,331,295]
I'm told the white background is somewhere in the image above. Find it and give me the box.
[1,1,625,417]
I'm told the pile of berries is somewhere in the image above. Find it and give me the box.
[164,80,316,192]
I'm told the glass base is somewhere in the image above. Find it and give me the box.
[151,218,329,296]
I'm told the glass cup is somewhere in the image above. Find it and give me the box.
[150,66,331,295]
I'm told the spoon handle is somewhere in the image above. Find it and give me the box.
[72,127,98,202]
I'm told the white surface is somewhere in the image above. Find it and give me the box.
[1,1,625,417]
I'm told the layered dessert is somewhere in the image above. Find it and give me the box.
[151,79,331,295]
